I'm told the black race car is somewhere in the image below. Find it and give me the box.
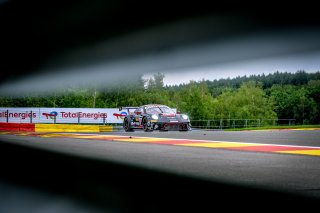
[121,104,191,132]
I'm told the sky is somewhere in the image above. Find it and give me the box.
[1,45,320,97]
[143,51,320,86]
[1,1,320,97]
[1,20,320,96]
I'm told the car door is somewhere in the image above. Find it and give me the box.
[134,107,144,126]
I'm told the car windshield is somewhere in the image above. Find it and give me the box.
[159,107,175,114]
[146,106,175,114]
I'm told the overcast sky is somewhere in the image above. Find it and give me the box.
[144,51,320,86]
[1,43,320,97]
[1,17,320,96]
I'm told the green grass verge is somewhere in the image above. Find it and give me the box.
[224,125,320,131]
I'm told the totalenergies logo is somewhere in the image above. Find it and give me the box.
[42,111,58,119]
[113,112,127,120]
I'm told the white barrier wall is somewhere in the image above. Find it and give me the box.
[0,108,129,124]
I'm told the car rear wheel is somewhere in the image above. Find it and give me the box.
[124,117,133,132]
[142,117,153,132]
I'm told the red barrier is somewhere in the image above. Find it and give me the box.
[0,123,35,132]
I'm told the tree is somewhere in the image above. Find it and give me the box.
[213,81,277,120]
[176,81,214,120]
[269,84,318,124]
[146,72,165,90]
[307,80,320,123]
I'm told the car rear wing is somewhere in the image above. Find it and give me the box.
[113,107,138,118]
[119,106,138,113]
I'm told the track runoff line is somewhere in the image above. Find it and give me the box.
[4,132,320,157]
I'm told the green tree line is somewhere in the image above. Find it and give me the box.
[1,71,319,124]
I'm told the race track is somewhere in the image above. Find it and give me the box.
[1,129,320,212]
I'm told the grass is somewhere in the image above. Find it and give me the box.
[223,124,320,131]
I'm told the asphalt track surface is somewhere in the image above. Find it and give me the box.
[1,129,320,212]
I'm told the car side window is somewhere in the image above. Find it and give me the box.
[134,107,144,115]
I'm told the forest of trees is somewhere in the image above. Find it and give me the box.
[1,70,319,124]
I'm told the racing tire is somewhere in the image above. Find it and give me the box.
[123,117,133,132]
[179,123,192,131]
[142,117,153,132]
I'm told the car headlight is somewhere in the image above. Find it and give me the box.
[182,114,188,120]
[151,114,159,120]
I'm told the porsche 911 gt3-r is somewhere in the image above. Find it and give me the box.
[120,104,191,132]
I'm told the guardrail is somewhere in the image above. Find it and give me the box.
[190,119,296,130]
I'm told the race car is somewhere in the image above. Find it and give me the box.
[120,104,191,132]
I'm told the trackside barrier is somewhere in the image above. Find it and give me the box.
[35,124,113,132]
[0,123,35,132]
[0,123,113,132]
[99,125,113,132]
[35,124,99,132]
